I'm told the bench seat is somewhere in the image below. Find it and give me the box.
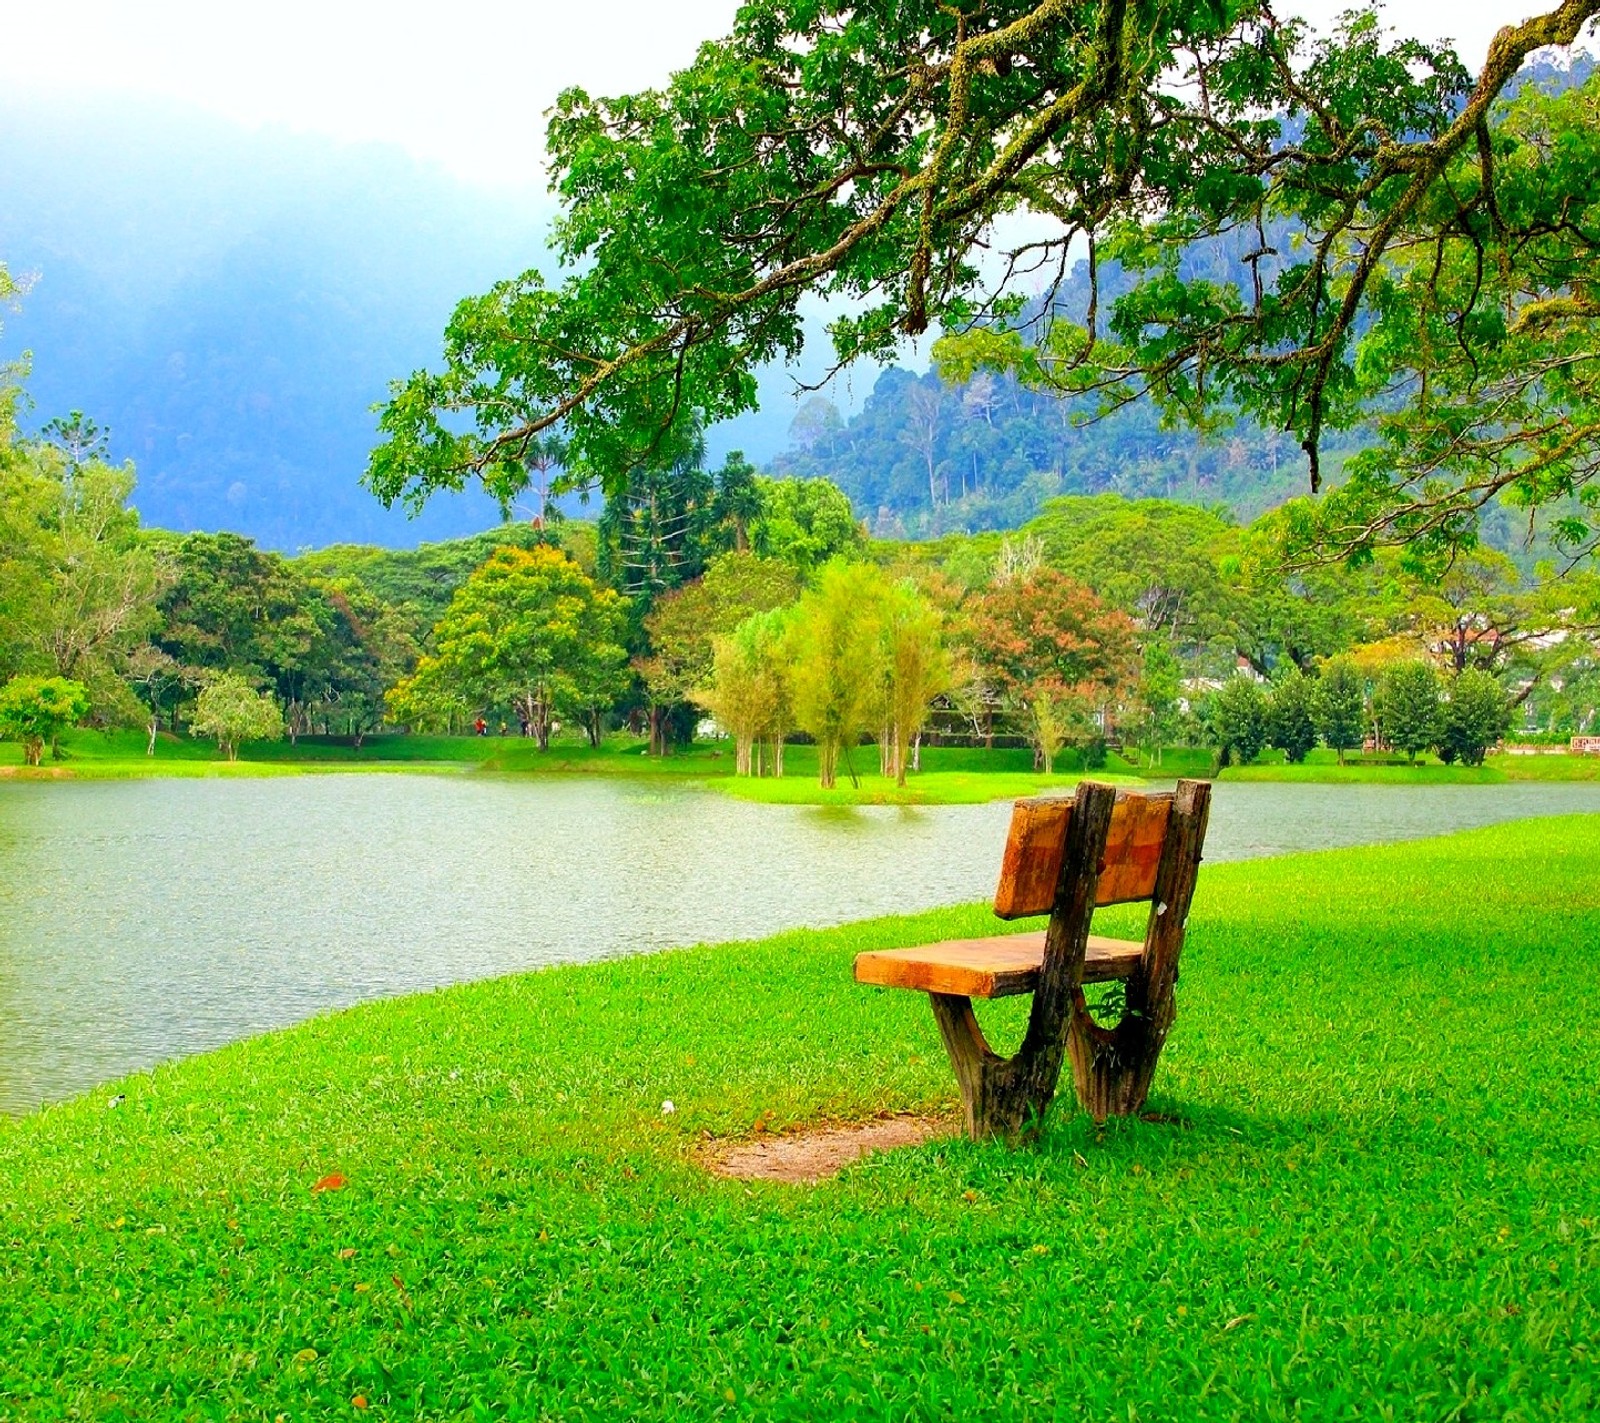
[853,931,1143,1000]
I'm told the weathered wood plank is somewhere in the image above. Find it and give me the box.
[992,791,1173,919]
[853,931,1144,999]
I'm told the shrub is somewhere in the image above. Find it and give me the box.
[1265,667,1318,763]
[1313,657,1366,764]
[1374,661,1441,763]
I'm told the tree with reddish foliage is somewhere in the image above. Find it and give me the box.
[963,570,1137,774]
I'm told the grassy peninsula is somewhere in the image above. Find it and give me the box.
[1,818,1596,1420]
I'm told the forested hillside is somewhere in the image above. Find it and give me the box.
[769,365,1340,537]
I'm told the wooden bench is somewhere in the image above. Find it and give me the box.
[854,779,1212,1140]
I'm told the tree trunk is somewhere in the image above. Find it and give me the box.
[147,715,159,756]
[818,737,837,789]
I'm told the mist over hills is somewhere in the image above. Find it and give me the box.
[0,94,548,548]
[0,92,841,549]
[0,93,1351,554]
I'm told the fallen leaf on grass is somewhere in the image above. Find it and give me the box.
[1224,1314,1254,1331]
[312,1174,346,1193]
[294,1347,319,1363]
[352,1396,368,1410]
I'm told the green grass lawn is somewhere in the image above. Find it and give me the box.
[1220,756,1503,784]
[1492,752,1600,782]
[2,819,1596,1420]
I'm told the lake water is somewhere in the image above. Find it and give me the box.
[4,775,1600,1115]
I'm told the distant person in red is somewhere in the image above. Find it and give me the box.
[474,717,487,736]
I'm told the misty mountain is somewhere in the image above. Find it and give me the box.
[0,92,845,549]
[0,93,553,548]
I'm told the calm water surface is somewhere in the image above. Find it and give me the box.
[4,775,1599,1114]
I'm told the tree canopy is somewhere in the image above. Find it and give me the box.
[367,0,1600,567]
[387,546,629,749]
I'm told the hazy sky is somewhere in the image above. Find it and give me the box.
[0,2,1547,188]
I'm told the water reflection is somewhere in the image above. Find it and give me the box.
[2,774,1598,1114]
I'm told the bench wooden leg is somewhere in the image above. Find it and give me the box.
[929,993,1000,1140]
[1065,779,1210,1120]
[929,779,1211,1140]
[930,991,1072,1141]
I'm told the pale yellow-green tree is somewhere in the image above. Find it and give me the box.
[1026,689,1074,779]
[784,561,885,790]
[696,607,793,777]
[876,578,950,786]
[1,437,169,712]
[748,607,795,778]
[189,672,285,761]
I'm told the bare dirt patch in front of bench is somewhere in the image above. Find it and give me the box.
[706,1113,954,1184]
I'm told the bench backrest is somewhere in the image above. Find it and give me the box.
[993,790,1175,919]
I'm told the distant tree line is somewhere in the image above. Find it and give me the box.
[1207,662,1514,770]
[4,308,1597,776]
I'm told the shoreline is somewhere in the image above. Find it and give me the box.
[5,731,1599,797]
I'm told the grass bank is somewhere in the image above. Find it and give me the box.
[2,819,1596,1419]
[1218,745,1600,784]
[9,730,1600,797]
[0,732,1147,803]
